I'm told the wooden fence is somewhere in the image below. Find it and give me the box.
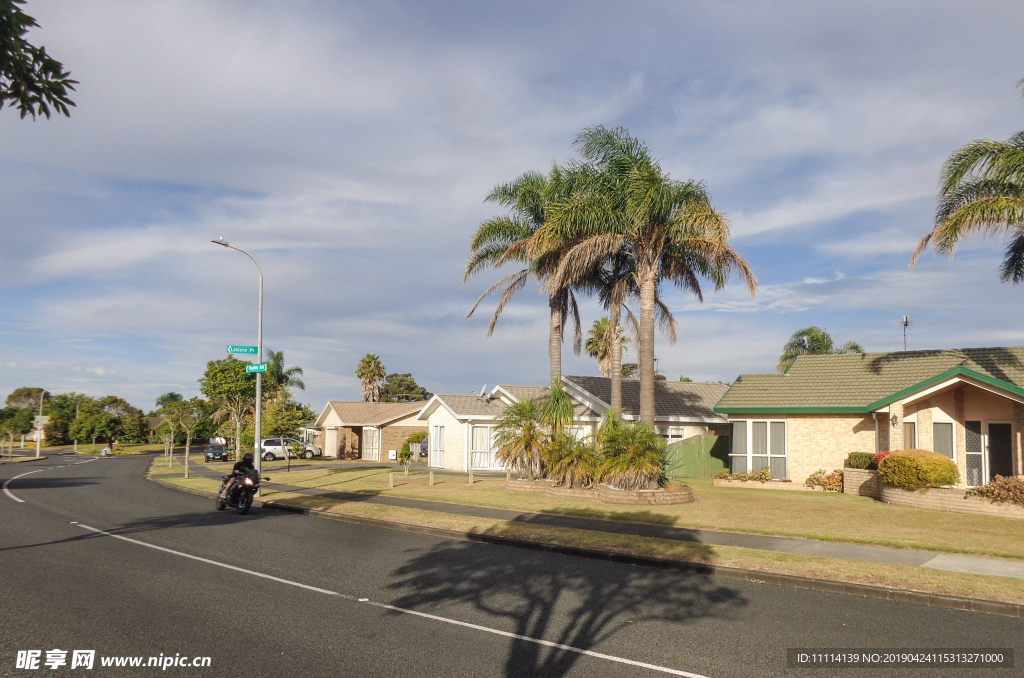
[665,435,730,479]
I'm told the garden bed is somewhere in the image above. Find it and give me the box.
[712,478,823,492]
[880,485,1024,520]
[506,478,694,505]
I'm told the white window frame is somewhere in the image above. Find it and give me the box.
[470,424,498,469]
[362,427,380,462]
[728,419,787,478]
[432,425,445,468]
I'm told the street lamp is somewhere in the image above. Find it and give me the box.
[212,238,264,491]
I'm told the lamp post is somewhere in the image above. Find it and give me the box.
[35,389,48,458]
[212,239,264,491]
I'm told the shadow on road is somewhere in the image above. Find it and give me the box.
[387,540,746,678]
[2,476,99,490]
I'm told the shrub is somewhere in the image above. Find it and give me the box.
[713,470,730,480]
[878,449,958,491]
[717,468,772,482]
[874,451,892,467]
[846,452,875,470]
[966,475,1024,506]
[597,421,666,490]
[806,468,843,491]
[545,434,600,488]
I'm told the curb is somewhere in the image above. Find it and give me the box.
[0,456,47,464]
[148,474,1024,619]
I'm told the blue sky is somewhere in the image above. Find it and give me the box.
[3,0,1024,411]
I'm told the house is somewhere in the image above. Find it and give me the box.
[314,401,427,461]
[714,346,1024,488]
[416,376,730,472]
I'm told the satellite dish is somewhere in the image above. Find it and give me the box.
[473,384,488,396]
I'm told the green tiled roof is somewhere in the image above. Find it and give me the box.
[715,346,1024,413]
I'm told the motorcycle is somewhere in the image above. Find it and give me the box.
[216,470,268,515]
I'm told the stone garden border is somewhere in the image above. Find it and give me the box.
[506,478,694,505]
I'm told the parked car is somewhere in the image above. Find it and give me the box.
[205,444,229,462]
[260,438,320,461]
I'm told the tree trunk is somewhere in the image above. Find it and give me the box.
[548,293,563,387]
[235,415,242,462]
[184,436,190,479]
[638,269,657,427]
[609,302,623,417]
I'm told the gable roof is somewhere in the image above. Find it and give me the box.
[494,384,603,420]
[563,376,729,422]
[417,393,509,420]
[318,400,425,426]
[715,346,1024,413]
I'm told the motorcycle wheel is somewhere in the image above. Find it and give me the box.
[237,491,252,515]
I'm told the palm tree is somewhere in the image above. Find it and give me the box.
[465,168,584,386]
[493,398,546,480]
[265,350,305,403]
[540,126,756,426]
[355,354,385,402]
[777,326,864,372]
[585,317,631,378]
[912,97,1024,281]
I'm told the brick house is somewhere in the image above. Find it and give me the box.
[714,346,1024,488]
[314,401,427,461]
[417,376,729,472]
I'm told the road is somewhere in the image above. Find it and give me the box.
[1,456,1020,677]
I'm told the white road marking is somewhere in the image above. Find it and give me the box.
[3,469,44,502]
[76,523,709,677]
[73,458,98,465]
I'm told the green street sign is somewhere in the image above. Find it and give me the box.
[227,345,258,355]
[246,363,268,373]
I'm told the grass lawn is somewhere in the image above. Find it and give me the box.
[149,465,1024,606]
[38,442,165,455]
[243,466,1024,560]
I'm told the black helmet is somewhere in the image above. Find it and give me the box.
[242,452,254,465]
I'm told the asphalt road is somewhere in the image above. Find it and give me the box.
[1,456,1021,678]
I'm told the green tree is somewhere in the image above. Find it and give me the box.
[493,398,546,480]
[177,398,209,479]
[777,326,864,373]
[155,392,183,410]
[378,373,432,402]
[678,376,693,382]
[585,316,630,378]
[355,353,386,402]
[540,126,756,425]
[42,392,91,444]
[1,408,33,452]
[262,400,313,438]
[199,356,256,460]
[5,386,46,411]
[265,350,305,403]
[913,85,1024,282]
[69,412,117,447]
[465,168,585,387]
[1,0,76,119]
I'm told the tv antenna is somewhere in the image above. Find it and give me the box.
[901,316,912,352]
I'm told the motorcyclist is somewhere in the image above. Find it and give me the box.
[221,452,256,500]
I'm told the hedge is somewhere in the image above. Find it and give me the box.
[878,448,958,491]
[846,452,875,470]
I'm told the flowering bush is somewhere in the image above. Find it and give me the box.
[806,469,844,492]
[966,475,1024,506]
[874,451,892,467]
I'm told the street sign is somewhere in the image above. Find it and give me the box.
[227,345,258,355]
[246,363,268,373]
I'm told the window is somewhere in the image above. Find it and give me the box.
[903,422,916,449]
[471,425,496,469]
[432,425,445,467]
[729,420,786,478]
[932,422,953,459]
[362,428,379,461]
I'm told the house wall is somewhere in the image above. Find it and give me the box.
[424,407,467,472]
[785,414,876,482]
[380,424,427,462]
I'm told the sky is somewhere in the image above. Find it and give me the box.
[3,0,1024,412]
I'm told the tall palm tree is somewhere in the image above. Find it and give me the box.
[540,126,756,426]
[355,353,385,402]
[465,168,584,386]
[912,100,1024,281]
[777,326,864,372]
[585,316,631,378]
[265,350,305,403]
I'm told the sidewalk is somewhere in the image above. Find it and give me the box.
[184,464,1024,581]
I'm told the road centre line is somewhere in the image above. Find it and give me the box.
[76,523,709,678]
[3,470,44,503]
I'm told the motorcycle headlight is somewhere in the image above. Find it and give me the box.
[243,477,253,485]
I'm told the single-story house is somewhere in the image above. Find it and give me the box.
[714,346,1024,488]
[416,376,730,472]
[314,401,427,461]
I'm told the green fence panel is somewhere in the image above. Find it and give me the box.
[665,435,730,479]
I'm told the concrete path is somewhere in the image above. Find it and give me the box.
[181,463,1024,581]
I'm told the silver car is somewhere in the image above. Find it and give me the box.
[260,437,319,461]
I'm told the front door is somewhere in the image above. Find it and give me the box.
[988,423,1013,481]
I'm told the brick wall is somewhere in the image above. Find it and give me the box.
[785,414,876,483]
[380,426,427,463]
[506,479,693,504]
[842,468,882,499]
[880,485,1024,520]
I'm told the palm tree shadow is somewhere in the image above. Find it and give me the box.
[386,540,745,678]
